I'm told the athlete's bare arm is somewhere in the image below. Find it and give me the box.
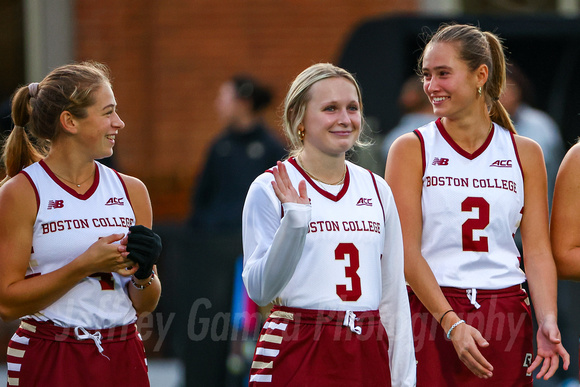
[385,132,494,379]
[118,173,161,315]
[551,143,580,279]
[0,174,136,321]
[515,135,570,379]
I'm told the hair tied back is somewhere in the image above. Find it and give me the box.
[28,82,39,98]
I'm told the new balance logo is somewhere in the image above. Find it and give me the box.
[432,157,449,166]
[47,200,64,210]
[105,197,124,206]
[490,160,512,167]
[356,198,372,206]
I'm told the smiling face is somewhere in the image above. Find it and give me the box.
[301,77,361,158]
[74,82,125,159]
[421,42,484,121]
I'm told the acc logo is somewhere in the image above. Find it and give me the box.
[105,197,124,206]
[356,198,372,206]
[432,157,449,166]
[47,200,64,210]
[523,353,533,376]
[490,159,512,167]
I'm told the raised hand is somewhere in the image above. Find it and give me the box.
[271,161,309,205]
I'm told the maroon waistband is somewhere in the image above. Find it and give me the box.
[269,305,381,325]
[18,319,138,343]
[407,284,524,298]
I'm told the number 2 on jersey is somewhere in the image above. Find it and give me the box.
[335,243,362,301]
[462,196,490,252]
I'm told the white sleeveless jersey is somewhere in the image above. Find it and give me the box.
[416,119,526,289]
[21,160,137,329]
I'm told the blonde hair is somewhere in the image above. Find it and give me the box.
[419,23,515,133]
[282,63,368,157]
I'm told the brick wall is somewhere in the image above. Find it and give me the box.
[76,0,418,222]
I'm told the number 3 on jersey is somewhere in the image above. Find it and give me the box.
[335,243,362,301]
[462,197,490,252]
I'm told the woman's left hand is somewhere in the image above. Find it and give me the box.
[527,316,570,380]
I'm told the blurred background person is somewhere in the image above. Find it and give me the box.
[500,63,565,207]
[167,74,287,387]
[380,75,436,172]
[186,74,287,232]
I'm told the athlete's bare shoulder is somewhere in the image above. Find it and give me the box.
[0,174,37,224]
[117,173,147,193]
[386,132,423,173]
[563,142,580,160]
[513,134,544,169]
[556,143,580,181]
[390,131,422,152]
[116,173,152,227]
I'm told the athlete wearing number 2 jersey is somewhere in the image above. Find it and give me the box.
[418,118,525,289]
[386,23,568,386]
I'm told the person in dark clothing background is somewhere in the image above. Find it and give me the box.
[170,74,286,387]
[187,74,287,231]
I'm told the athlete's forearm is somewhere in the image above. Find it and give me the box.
[243,203,310,306]
[405,254,458,331]
[525,252,559,324]
[127,266,161,315]
[0,259,89,321]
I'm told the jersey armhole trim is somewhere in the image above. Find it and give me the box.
[413,129,426,176]
[369,172,386,224]
[509,131,525,181]
[113,169,134,209]
[19,170,40,214]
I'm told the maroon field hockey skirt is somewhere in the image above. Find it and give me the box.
[409,285,533,387]
[6,319,150,387]
[248,305,391,387]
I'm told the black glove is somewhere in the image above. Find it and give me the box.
[127,225,162,279]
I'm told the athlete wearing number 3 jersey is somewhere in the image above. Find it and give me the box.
[242,63,415,387]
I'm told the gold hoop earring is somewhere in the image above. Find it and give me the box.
[477,86,482,96]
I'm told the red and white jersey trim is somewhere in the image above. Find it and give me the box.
[415,119,526,289]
